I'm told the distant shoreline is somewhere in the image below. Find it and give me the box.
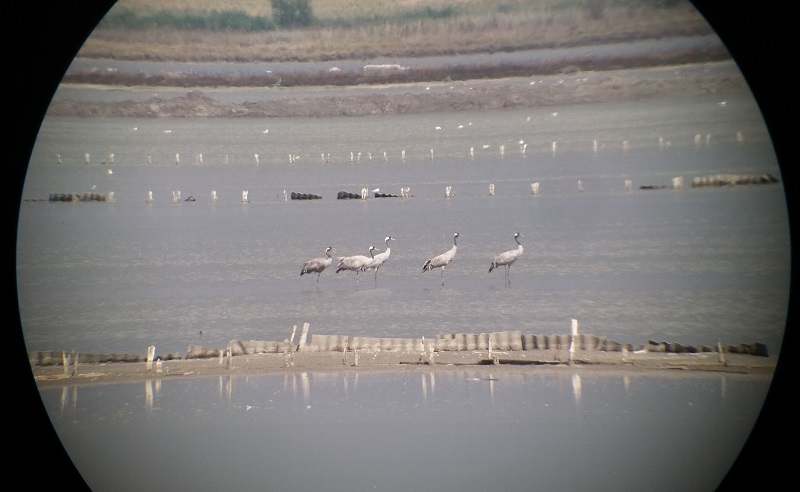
[49,61,748,119]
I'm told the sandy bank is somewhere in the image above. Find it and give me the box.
[32,349,776,389]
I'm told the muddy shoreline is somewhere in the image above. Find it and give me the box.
[32,350,776,389]
[50,62,747,119]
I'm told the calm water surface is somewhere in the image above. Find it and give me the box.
[18,86,789,357]
[39,369,771,492]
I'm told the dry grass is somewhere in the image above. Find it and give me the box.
[81,0,712,62]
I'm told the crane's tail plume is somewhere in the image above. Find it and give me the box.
[422,259,433,272]
[489,261,497,273]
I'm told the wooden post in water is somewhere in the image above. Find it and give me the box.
[624,180,633,192]
[297,323,310,352]
[672,177,683,189]
[717,340,727,366]
[531,182,540,195]
[489,183,495,196]
[569,319,578,365]
[289,324,298,346]
[146,345,155,371]
[72,352,79,376]
[62,351,68,376]
[226,345,232,370]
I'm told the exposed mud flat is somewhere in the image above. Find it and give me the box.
[48,66,747,119]
[32,348,776,389]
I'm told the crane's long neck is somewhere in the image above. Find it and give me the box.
[453,236,459,247]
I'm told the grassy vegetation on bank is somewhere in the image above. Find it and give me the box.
[80,0,711,63]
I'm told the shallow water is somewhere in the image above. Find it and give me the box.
[17,86,789,358]
[39,369,771,492]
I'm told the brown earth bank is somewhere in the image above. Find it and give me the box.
[50,62,747,119]
[31,350,776,389]
[63,40,729,88]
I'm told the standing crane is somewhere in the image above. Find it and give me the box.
[364,236,395,284]
[336,247,375,288]
[300,247,335,284]
[422,233,460,286]
[489,233,524,285]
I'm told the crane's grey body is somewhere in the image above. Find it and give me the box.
[336,247,375,287]
[300,247,334,283]
[423,232,460,286]
[489,233,524,284]
[364,236,395,282]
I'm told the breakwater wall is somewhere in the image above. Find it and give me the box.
[47,192,113,202]
[28,329,769,367]
[290,192,322,200]
[691,173,778,187]
[26,173,778,205]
